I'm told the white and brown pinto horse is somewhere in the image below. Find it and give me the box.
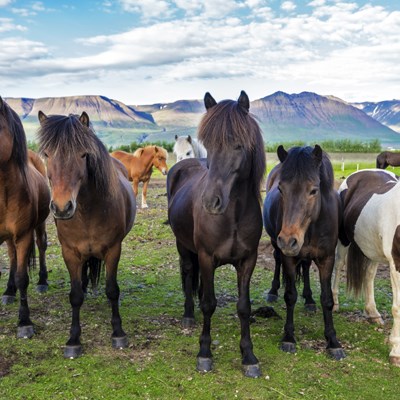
[332,168,400,366]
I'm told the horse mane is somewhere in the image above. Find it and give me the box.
[197,99,266,199]
[0,99,29,181]
[37,114,120,198]
[281,146,334,194]
[134,145,168,159]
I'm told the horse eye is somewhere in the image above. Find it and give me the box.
[310,188,318,196]
[277,186,282,193]
[43,152,48,158]
[81,153,87,159]
[186,151,191,156]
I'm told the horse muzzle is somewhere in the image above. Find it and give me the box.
[202,193,227,215]
[277,233,302,257]
[50,199,76,220]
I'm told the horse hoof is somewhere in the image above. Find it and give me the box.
[367,316,384,325]
[266,293,278,303]
[2,295,16,305]
[304,303,317,312]
[389,356,400,366]
[17,325,34,339]
[196,357,213,372]
[333,304,339,312]
[64,345,83,359]
[36,284,48,293]
[328,348,346,361]
[112,336,128,349]
[280,342,296,353]
[182,317,195,328]
[243,363,261,378]
[142,204,149,209]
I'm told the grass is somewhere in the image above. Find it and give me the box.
[1,154,400,399]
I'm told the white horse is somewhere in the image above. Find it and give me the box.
[173,135,207,162]
[332,168,400,366]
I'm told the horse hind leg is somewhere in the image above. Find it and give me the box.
[266,247,281,302]
[2,240,17,304]
[332,241,348,312]
[363,262,384,325]
[35,223,49,293]
[301,260,317,312]
[177,241,199,328]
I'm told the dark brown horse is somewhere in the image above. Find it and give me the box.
[167,91,266,377]
[37,111,136,358]
[263,145,345,360]
[376,151,400,169]
[0,97,50,338]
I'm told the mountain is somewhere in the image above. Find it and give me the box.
[352,100,400,134]
[4,95,160,146]
[5,92,400,148]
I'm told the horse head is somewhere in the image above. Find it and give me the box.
[38,111,90,220]
[151,146,168,175]
[174,135,195,162]
[276,145,323,256]
[200,91,262,215]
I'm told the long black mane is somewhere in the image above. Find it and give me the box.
[37,114,119,197]
[198,99,266,199]
[0,98,29,180]
[280,146,334,194]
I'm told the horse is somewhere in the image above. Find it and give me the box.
[173,134,207,162]
[332,168,400,366]
[0,97,50,338]
[263,145,345,360]
[111,145,168,208]
[376,151,400,169]
[167,91,266,378]
[37,111,136,358]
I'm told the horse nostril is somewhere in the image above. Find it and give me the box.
[289,238,297,249]
[50,200,57,214]
[64,201,73,214]
[214,196,221,210]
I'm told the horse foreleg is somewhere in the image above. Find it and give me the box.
[301,260,316,312]
[14,234,35,338]
[141,180,149,208]
[281,257,298,353]
[236,254,261,378]
[388,259,400,366]
[364,262,383,324]
[35,222,48,293]
[2,240,17,304]
[332,242,348,312]
[177,241,199,328]
[63,250,84,358]
[317,255,346,360]
[104,244,127,349]
[266,248,281,302]
[196,252,216,373]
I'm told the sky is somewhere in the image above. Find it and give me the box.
[0,0,399,105]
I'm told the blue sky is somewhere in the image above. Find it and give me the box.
[0,0,399,104]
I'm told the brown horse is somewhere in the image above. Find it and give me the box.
[167,91,266,377]
[376,151,400,169]
[38,111,136,358]
[263,145,345,360]
[0,97,50,338]
[111,146,168,208]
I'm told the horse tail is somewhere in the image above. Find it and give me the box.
[346,242,369,298]
[180,252,200,297]
[27,236,36,272]
[83,257,102,289]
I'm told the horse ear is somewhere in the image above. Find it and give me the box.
[238,90,250,113]
[175,135,178,141]
[38,111,48,124]
[312,144,323,163]
[79,112,90,127]
[204,92,217,110]
[187,135,192,144]
[277,145,287,162]
[0,96,3,109]
[154,146,159,153]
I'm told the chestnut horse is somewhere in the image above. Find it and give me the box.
[38,111,136,358]
[263,145,345,360]
[111,145,168,208]
[376,151,400,169]
[332,169,400,366]
[0,97,50,338]
[167,91,266,377]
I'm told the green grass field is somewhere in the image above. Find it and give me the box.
[1,154,400,399]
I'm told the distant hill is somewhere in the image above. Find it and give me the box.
[5,92,400,148]
[4,95,160,146]
[352,100,400,134]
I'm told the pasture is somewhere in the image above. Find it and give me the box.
[1,153,400,399]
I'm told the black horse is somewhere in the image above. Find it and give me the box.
[167,91,266,377]
[263,145,345,360]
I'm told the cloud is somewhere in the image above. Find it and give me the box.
[0,0,13,7]
[281,1,296,12]
[0,17,26,33]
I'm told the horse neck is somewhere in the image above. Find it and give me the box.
[138,151,155,172]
